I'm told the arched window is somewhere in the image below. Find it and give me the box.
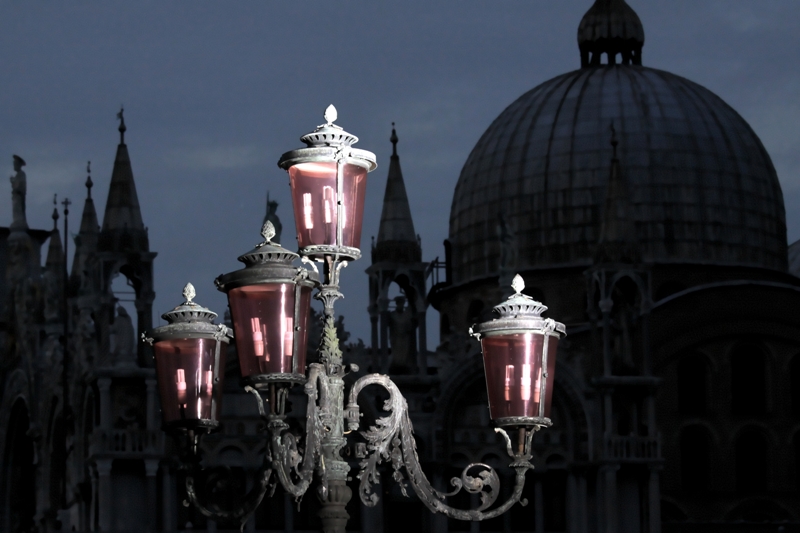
[654,280,687,302]
[731,343,767,415]
[791,354,800,418]
[680,426,710,491]
[3,400,36,533]
[735,428,768,492]
[677,354,706,415]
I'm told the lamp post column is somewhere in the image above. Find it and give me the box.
[316,287,352,533]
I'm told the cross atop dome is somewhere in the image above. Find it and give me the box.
[578,0,644,67]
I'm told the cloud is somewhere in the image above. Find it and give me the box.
[163,144,264,172]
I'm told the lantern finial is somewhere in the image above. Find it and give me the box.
[324,104,338,126]
[261,220,276,245]
[511,274,525,295]
[183,283,196,304]
[491,273,550,318]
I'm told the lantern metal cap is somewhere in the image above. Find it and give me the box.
[277,105,377,172]
[470,274,566,338]
[161,283,218,324]
[237,221,299,267]
[299,104,359,148]
[493,274,549,318]
[216,222,318,293]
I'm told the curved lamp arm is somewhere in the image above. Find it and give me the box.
[184,463,272,531]
[244,362,329,501]
[345,373,539,521]
[172,430,273,531]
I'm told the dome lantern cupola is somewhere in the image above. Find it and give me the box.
[578,0,644,67]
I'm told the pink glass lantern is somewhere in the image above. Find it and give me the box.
[215,222,317,387]
[470,275,566,428]
[278,105,377,262]
[146,283,232,431]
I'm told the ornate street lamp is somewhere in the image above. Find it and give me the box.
[279,104,376,262]
[470,274,566,451]
[148,106,566,532]
[215,222,318,387]
[145,283,232,432]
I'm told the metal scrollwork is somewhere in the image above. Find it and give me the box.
[345,374,537,521]
[244,364,330,501]
[184,464,272,531]
[174,428,273,532]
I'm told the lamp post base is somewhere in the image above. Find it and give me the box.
[317,479,352,533]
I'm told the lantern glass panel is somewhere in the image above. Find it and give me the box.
[227,283,312,378]
[481,333,559,419]
[288,161,368,249]
[154,338,224,424]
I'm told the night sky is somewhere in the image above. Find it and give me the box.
[1,1,798,345]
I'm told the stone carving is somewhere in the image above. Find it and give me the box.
[263,193,283,244]
[77,308,97,365]
[42,269,62,323]
[110,306,135,365]
[497,211,516,272]
[10,155,27,230]
[388,296,417,374]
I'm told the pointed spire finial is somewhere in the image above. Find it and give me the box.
[117,107,126,143]
[86,160,93,199]
[324,104,338,126]
[390,122,398,157]
[52,194,59,229]
[261,220,276,244]
[182,282,196,304]
[511,273,525,295]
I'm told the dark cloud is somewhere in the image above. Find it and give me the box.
[1,1,798,344]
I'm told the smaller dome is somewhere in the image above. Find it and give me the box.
[578,0,644,67]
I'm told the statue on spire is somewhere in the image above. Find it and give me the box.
[10,155,28,230]
[117,107,126,143]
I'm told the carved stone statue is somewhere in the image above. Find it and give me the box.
[497,212,518,294]
[42,269,62,323]
[388,296,417,374]
[110,306,135,365]
[263,192,283,244]
[77,308,97,365]
[497,211,516,271]
[10,155,27,230]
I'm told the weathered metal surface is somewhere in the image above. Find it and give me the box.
[345,373,539,521]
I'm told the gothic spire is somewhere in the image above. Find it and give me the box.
[71,162,101,290]
[99,110,149,253]
[46,195,64,269]
[595,123,640,264]
[85,160,93,199]
[578,0,644,67]
[117,107,127,144]
[374,124,421,263]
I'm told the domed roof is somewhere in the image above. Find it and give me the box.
[578,0,644,45]
[449,62,786,286]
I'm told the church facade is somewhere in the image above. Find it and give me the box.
[1,1,800,532]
